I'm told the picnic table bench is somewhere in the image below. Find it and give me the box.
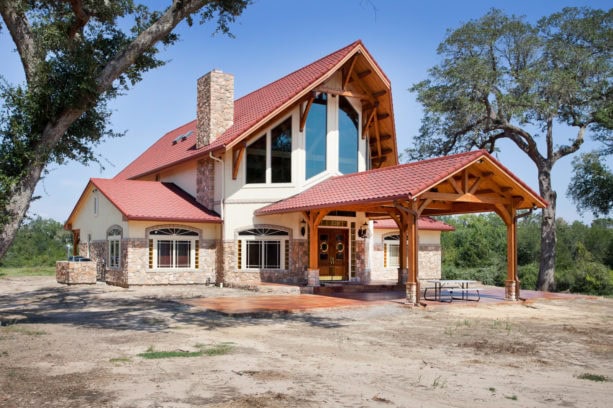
[423,280,480,302]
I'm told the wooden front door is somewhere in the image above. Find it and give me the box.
[318,228,348,281]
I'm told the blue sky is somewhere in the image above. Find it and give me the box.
[1,0,610,224]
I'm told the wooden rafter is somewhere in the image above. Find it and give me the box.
[362,107,377,136]
[300,95,315,132]
[315,86,370,101]
[342,55,358,90]
[232,143,246,180]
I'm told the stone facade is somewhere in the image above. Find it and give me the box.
[196,158,215,210]
[196,70,234,148]
[370,242,443,283]
[222,238,308,287]
[56,261,97,284]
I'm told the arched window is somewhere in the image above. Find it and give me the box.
[237,228,289,270]
[148,227,199,269]
[383,234,400,268]
[107,226,122,269]
[305,94,327,179]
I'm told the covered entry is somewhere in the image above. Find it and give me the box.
[256,150,547,305]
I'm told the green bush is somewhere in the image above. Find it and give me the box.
[557,262,613,295]
[518,263,539,290]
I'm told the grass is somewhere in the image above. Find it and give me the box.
[577,373,609,382]
[0,325,46,336]
[138,342,234,360]
[0,266,56,278]
[109,357,132,364]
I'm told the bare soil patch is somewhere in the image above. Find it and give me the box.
[1,276,612,407]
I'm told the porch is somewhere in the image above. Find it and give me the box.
[182,283,586,315]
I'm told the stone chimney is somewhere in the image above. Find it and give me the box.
[196,69,234,148]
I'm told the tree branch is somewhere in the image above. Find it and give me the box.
[66,0,90,39]
[96,0,208,92]
[0,1,39,82]
[553,125,586,162]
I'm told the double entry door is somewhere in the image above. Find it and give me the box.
[318,228,348,281]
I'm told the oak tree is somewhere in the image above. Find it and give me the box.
[0,0,250,259]
[407,7,612,291]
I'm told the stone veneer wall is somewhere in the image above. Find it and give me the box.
[417,244,443,281]
[354,240,367,282]
[196,158,215,210]
[126,238,217,285]
[222,238,309,287]
[56,261,97,284]
[370,242,443,282]
[196,70,234,148]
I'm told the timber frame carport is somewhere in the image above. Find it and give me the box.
[256,150,547,305]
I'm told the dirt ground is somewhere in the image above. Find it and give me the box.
[0,276,611,408]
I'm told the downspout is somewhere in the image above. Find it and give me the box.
[210,151,225,287]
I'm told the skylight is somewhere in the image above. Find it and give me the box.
[172,130,194,145]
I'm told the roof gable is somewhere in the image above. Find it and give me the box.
[66,179,221,226]
[115,40,395,180]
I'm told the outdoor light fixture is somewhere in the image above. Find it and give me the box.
[358,222,370,239]
[300,219,307,237]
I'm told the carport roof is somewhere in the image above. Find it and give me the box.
[255,150,547,216]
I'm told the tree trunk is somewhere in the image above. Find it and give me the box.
[0,163,45,260]
[537,165,557,291]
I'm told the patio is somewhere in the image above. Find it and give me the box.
[182,284,587,315]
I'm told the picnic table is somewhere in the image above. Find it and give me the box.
[423,279,480,302]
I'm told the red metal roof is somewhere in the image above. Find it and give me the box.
[255,150,546,215]
[374,217,455,231]
[88,179,221,223]
[115,40,370,180]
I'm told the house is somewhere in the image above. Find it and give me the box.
[62,40,546,303]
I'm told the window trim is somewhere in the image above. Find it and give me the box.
[107,225,122,269]
[237,227,289,271]
[147,226,200,271]
[245,116,293,185]
[383,234,400,268]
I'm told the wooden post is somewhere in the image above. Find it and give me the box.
[505,208,518,301]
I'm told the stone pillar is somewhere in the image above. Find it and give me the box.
[505,280,516,301]
[307,269,320,287]
[397,267,408,285]
[196,70,234,148]
[406,282,418,305]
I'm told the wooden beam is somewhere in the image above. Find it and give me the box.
[232,143,245,180]
[369,133,392,144]
[357,69,372,79]
[371,147,393,157]
[362,108,377,137]
[448,177,463,194]
[342,55,358,90]
[300,96,314,132]
[315,86,370,100]
[376,113,390,121]
[420,191,514,205]
[372,89,387,98]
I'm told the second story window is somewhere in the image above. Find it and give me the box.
[338,96,359,174]
[246,117,293,184]
[305,93,327,180]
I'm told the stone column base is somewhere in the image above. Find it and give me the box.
[406,282,418,305]
[505,280,517,301]
[397,268,408,285]
[307,269,320,287]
